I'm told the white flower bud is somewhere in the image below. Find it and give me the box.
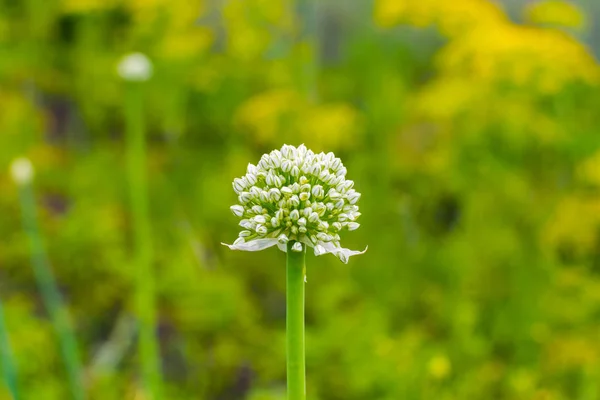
[10,157,34,185]
[246,173,257,186]
[251,205,264,214]
[230,205,245,217]
[339,213,349,222]
[290,209,300,221]
[347,222,360,231]
[299,176,309,185]
[254,215,267,224]
[291,242,303,252]
[336,167,347,177]
[297,217,307,226]
[247,163,258,175]
[311,185,323,199]
[289,195,300,207]
[281,187,293,196]
[271,217,280,227]
[347,191,361,205]
[259,190,270,203]
[240,230,252,237]
[299,192,310,201]
[316,232,331,242]
[256,225,268,235]
[281,160,292,172]
[269,188,281,202]
[335,199,345,209]
[332,222,342,231]
[239,219,253,229]
[328,190,342,200]
[278,234,289,244]
[233,179,245,193]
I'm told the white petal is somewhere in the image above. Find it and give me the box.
[316,242,368,264]
[221,238,279,252]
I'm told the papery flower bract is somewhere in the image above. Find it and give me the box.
[222,144,367,263]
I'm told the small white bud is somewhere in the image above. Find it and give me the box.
[311,185,324,199]
[290,209,300,221]
[239,219,253,229]
[271,217,280,227]
[297,217,307,226]
[281,187,293,196]
[299,192,310,201]
[281,160,292,172]
[308,212,319,223]
[247,163,258,175]
[336,167,347,177]
[251,205,264,214]
[299,176,309,185]
[339,213,349,222]
[230,205,245,217]
[332,222,342,231]
[328,190,342,200]
[246,173,257,186]
[10,157,34,185]
[347,191,361,205]
[316,232,331,242]
[254,215,267,224]
[289,195,300,207]
[240,230,252,237]
[278,234,289,244]
[269,188,282,202]
[335,199,345,209]
[256,225,268,235]
[291,242,303,252]
[347,222,360,231]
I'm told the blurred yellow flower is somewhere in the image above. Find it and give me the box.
[525,0,586,30]
[234,89,360,150]
[428,354,451,380]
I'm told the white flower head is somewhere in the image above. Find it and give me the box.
[10,157,34,185]
[223,144,367,263]
[117,52,153,82]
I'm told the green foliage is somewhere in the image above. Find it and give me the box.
[1,0,600,398]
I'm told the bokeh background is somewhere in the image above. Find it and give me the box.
[2,0,600,399]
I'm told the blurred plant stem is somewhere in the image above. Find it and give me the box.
[125,82,162,400]
[286,242,306,400]
[0,300,19,400]
[18,182,85,400]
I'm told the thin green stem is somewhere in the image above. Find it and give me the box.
[0,299,19,400]
[125,82,162,400]
[286,242,306,400]
[19,183,85,400]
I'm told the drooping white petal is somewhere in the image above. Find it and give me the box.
[316,242,368,264]
[221,239,279,251]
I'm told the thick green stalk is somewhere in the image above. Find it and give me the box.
[0,300,19,400]
[286,242,306,400]
[125,82,162,400]
[19,183,85,400]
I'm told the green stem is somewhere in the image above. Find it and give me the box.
[19,183,85,400]
[0,299,19,400]
[125,82,162,400]
[286,242,306,400]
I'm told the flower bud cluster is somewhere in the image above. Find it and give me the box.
[229,144,362,254]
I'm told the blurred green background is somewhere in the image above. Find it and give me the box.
[2,0,600,399]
